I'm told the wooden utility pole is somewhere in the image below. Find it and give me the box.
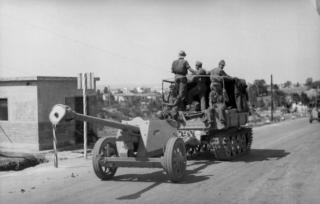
[270,74,274,122]
[82,74,88,159]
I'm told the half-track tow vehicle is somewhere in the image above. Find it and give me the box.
[161,74,253,160]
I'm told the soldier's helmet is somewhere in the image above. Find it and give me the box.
[178,50,186,57]
[219,60,225,66]
[195,61,202,68]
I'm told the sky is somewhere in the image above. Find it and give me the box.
[0,0,319,87]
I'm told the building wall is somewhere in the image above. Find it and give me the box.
[0,77,98,152]
[37,79,80,150]
[0,85,39,152]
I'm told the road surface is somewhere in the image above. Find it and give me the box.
[0,118,320,204]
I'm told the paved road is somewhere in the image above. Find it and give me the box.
[1,118,320,204]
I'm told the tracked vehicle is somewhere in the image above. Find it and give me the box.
[161,75,253,160]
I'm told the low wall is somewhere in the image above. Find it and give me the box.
[0,121,39,152]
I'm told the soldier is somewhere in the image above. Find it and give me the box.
[206,82,227,129]
[169,50,196,110]
[208,60,229,102]
[187,61,208,111]
[156,83,178,119]
[209,60,229,77]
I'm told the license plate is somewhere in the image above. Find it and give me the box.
[178,130,194,138]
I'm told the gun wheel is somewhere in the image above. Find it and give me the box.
[92,137,118,180]
[164,137,187,182]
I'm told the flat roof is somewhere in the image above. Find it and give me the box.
[0,76,76,82]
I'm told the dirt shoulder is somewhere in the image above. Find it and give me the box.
[0,152,47,171]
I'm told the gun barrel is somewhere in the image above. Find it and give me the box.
[72,112,140,132]
[49,104,140,133]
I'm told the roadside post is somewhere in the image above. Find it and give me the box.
[270,74,274,122]
[52,125,58,168]
[77,73,99,159]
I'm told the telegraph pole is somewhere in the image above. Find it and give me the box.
[82,75,88,159]
[270,74,274,122]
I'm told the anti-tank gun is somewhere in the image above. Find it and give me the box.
[49,104,186,182]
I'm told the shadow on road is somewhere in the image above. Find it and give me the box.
[232,149,290,163]
[115,160,215,200]
[115,149,289,200]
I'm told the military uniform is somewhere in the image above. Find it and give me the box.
[206,89,227,129]
[210,67,229,77]
[209,59,229,79]
[207,60,229,128]
[171,51,195,110]
[209,60,229,101]
[187,67,208,111]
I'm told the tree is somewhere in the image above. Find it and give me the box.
[283,81,292,88]
[273,84,279,91]
[311,80,320,89]
[247,84,258,107]
[130,88,138,94]
[253,79,268,96]
[273,90,286,107]
[305,77,313,88]
[291,93,301,103]
[256,98,266,108]
[103,86,109,94]
[300,92,310,105]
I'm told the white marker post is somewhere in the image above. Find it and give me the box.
[77,73,98,159]
[77,73,88,158]
[52,125,58,167]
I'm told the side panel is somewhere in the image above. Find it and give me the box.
[225,109,238,127]
[145,119,177,154]
[225,110,248,128]
[122,118,178,156]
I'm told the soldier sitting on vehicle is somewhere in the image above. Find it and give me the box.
[187,61,208,111]
[157,83,179,119]
[156,83,188,124]
[204,76,228,129]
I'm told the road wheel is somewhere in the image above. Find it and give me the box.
[163,137,187,182]
[241,134,247,152]
[230,136,237,156]
[223,137,232,158]
[236,135,242,153]
[92,137,118,180]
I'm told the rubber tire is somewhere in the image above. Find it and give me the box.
[163,137,187,183]
[92,137,118,180]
